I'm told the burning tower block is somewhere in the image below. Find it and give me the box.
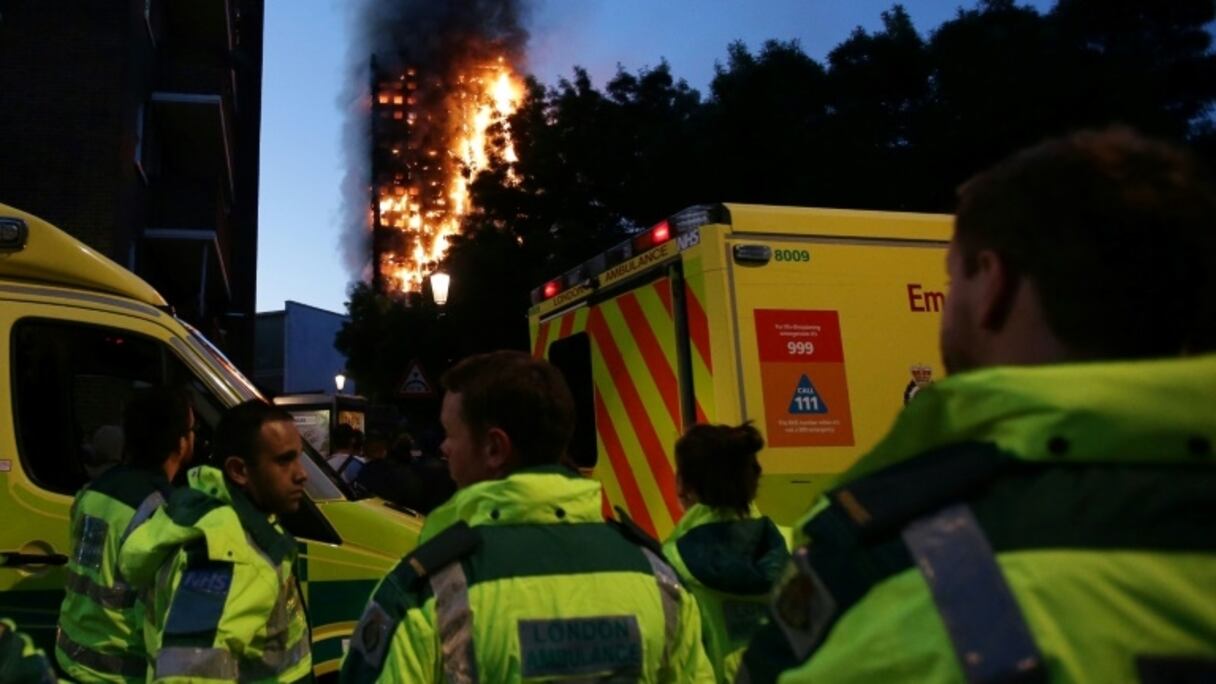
[370,55,521,296]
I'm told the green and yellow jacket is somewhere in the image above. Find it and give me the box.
[341,466,715,683]
[56,465,170,683]
[119,466,311,683]
[744,354,1216,683]
[662,504,788,683]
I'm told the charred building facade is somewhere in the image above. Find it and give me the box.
[368,54,521,296]
[0,1,265,370]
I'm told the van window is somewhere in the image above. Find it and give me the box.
[12,320,238,495]
[548,332,597,469]
[12,318,345,534]
[13,320,166,494]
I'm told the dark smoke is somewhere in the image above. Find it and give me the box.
[338,0,534,287]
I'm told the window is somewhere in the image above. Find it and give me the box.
[11,319,232,494]
[13,320,165,494]
[12,318,345,541]
[548,332,597,469]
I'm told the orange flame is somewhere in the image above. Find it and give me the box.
[375,59,523,294]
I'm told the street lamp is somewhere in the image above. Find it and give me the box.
[334,371,346,393]
[430,271,451,306]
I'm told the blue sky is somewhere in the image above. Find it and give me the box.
[257,0,1053,313]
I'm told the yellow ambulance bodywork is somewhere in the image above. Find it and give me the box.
[529,203,950,537]
[0,203,418,677]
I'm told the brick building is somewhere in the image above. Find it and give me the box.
[0,1,264,371]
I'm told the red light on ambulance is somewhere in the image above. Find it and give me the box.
[651,221,671,244]
[543,280,560,299]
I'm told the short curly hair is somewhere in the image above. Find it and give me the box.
[441,351,575,468]
[955,127,1216,357]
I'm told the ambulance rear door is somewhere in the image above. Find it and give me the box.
[725,211,949,524]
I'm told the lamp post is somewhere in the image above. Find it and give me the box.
[334,371,346,393]
[430,271,450,307]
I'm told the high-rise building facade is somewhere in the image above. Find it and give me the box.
[0,0,264,370]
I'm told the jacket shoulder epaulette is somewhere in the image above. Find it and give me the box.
[388,521,482,591]
[609,506,666,559]
[343,522,482,682]
[164,486,225,528]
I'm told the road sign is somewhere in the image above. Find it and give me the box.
[398,360,434,397]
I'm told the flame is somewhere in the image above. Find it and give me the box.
[373,59,523,294]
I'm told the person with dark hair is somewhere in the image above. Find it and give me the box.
[662,422,789,683]
[342,351,713,682]
[120,400,312,683]
[406,447,458,513]
[326,423,365,484]
[744,128,1216,683]
[56,386,193,683]
[352,431,415,506]
[353,431,457,513]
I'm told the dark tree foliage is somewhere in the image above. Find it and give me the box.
[341,0,1216,402]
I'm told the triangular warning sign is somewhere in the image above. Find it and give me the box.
[398,360,434,397]
[789,374,828,414]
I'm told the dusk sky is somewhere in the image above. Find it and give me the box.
[257,0,1052,314]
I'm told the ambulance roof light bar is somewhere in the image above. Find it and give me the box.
[530,204,730,305]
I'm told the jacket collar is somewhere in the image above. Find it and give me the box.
[187,466,296,565]
[668,503,759,539]
[839,353,1216,487]
[420,466,602,542]
[666,504,788,594]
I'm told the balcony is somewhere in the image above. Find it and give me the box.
[141,176,232,323]
[151,61,235,196]
[160,0,233,55]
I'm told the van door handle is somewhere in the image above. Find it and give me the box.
[0,551,69,568]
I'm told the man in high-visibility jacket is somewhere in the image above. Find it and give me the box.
[56,387,194,683]
[742,128,1216,683]
[120,400,312,683]
[341,351,714,683]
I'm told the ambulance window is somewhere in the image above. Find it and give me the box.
[548,333,597,469]
[12,319,164,494]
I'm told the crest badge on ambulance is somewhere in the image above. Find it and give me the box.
[903,363,934,406]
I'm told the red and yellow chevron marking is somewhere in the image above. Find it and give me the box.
[534,279,690,538]
[684,267,715,425]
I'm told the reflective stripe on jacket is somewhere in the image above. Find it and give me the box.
[662,504,788,683]
[55,466,169,683]
[119,466,311,683]
[341,466,715,683]
[749,354,1216,684]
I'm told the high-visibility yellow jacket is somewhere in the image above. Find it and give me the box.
[1,618,61,684]
[743,354,1216,683]
[662,504,788,683]
[340,466,715,683]
[119,466,311,683]
[55,466,170,683]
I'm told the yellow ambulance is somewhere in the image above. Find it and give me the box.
[0,203,420,678]
[528,203,951,538]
